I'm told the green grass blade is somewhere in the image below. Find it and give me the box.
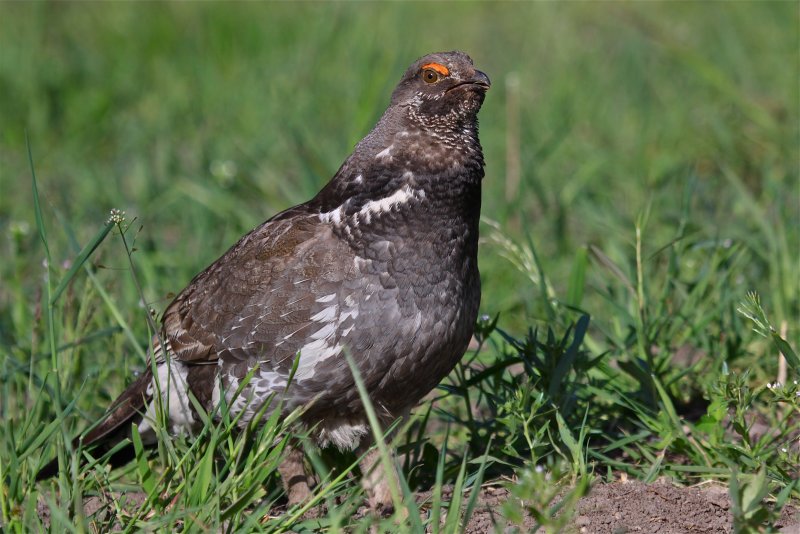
[555,410,582,474]
[17,396,77,461]
[774,478,798,510]
[28,135,50,261]
[130,424,155,495]
[442,454,467,533]
[566,246,588,307]
[343,352,403,515]
[771,335,799,371]
[191,436,216,504]
[51,221,114,305]
[548,315,589,400]
[430,427,449,534]
[461,440,491,532]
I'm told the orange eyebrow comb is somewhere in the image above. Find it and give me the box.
[422,63,450,76]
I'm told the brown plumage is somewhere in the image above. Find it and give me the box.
[38,51,490,511]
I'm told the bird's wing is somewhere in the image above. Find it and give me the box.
[156,212,358,376]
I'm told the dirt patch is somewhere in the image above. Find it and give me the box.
[457,479,799,533]
[37,480,798,532]
[570,480,732,533]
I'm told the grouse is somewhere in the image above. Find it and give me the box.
[38,50,490,511]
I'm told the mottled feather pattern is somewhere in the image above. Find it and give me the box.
[38,51,489,491]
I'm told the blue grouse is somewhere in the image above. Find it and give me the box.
[38,51,490,511]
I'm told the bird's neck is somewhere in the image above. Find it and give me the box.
[312,109,484,217]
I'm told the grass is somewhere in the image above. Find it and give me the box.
[1,2,798,532]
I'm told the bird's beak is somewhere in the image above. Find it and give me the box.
[447,69,491,94]
[471,69,491,90]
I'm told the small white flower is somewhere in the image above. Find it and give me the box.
[107,208,126,224]
[781,448,788,453]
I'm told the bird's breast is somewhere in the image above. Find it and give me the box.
[222,190,481,436]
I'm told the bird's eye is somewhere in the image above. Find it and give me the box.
[422,69,440,84]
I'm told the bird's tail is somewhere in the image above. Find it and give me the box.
[35,369,153,481]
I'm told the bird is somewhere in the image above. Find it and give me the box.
[37,50,490,512]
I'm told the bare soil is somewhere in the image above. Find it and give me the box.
[37,479,800,532]
[452,479,799,533]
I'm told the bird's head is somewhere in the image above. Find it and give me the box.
[390,51,490,129]
[314,51,490,210]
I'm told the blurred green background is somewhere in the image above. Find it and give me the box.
[1,5,798,528]
[1,2,797,343]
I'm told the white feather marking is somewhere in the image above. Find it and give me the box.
[412,311,423,332]
[220,367,289,425]
[319,206,344,224]
[354,257,369,272]
[283,323,311,340]
[341,308,358,323]
[137,360,195,444]
[317,421,369,451]
[310,305,338,323]
[311,322,336,341]
[375,145,393,160]
[316,293,337,303]
[286,294,309,307]
[225,373,244,412]
[357,185,423,219]
[253,369,285,394]
[211,379,221,408]
[294,339,341,380]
